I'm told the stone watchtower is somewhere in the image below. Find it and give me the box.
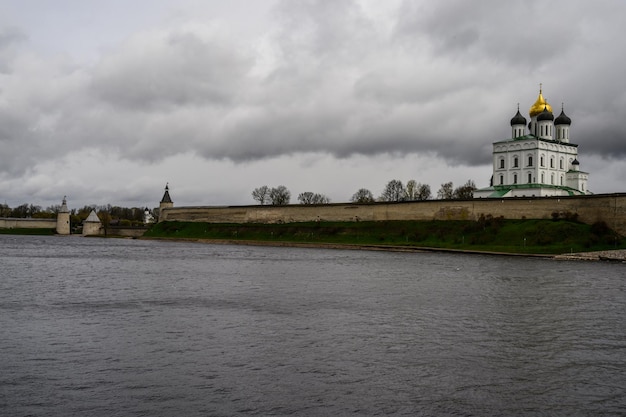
[83,210,102,236]
[158,184,173,222]
[56,196,70,235]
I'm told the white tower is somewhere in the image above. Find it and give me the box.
[82,210,102,236]
[554,104,572,143]
[528,85,553,137]
[56,196,70,235]
[536,106,554,140]
[510,104,527,138]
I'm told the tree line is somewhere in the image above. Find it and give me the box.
[0,203,60,219]
[252,179,477,205]
[0,202,149,226]
[2,179,478,220]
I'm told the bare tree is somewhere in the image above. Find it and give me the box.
[380,180,405,202]
[9,203,42,218]
[252,186,271,205]
[270,185,291,205]
[45,204,62,215]
[437,182,454,199]
[0,203,10,217]
[405,180,418,201]
[152,207,160,222]
[350,188,375,203]
[298,192,330,204]
[97,206,112,236]
[315,194,331,204]
[453,180,477,199]
[416,183,432,200]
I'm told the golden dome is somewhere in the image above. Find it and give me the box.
[529,87,553,117]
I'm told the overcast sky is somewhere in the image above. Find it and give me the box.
[1,0,625,209]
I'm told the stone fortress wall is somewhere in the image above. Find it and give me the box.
[5,194,623,236]
[160,193,626,236]
[0,197,71,235]
[0,218,58,229]
[0,216,146,237]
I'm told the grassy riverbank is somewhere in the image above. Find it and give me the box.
[144,218,624,254]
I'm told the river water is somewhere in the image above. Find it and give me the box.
[0,235,624,416]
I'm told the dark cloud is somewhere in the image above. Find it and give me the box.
[0,0,625,183]
[394,1,582,68]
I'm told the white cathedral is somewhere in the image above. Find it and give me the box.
[474,87,590,198]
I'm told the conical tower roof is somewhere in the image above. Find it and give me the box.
[160,184,173,204]
[84,210,101,223]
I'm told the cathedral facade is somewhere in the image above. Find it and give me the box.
[475,87,590,198]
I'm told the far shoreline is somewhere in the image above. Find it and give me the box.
[139,236,626,262]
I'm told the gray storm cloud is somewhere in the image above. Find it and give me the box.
[0,0,625,179]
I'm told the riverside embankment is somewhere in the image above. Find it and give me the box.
[141,237,626,262]
[143,218,625,260]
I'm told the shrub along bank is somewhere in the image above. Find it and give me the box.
[144,217,624,254]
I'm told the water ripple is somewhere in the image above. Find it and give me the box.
[1,235,625,416]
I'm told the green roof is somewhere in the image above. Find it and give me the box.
[490,188,511,197]
[475,183,588,198]
[493,135,578,148]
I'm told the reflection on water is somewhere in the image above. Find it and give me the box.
[1,235,625,416]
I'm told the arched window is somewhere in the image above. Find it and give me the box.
[550,157,554,168]
[514,157,519,168]
[541,173,545,183]
[528,173,532,183]
[528,155,533,167]
[513,174,518,184]
[551,173,554,184]
[499,158,505,169]
[540,156,545,167]
[499,175,504,185]
[560,175,564,185]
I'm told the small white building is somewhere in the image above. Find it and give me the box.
[144,208,155,224]
[475,87,590,198]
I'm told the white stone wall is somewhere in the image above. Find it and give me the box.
[0,218,57,229]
